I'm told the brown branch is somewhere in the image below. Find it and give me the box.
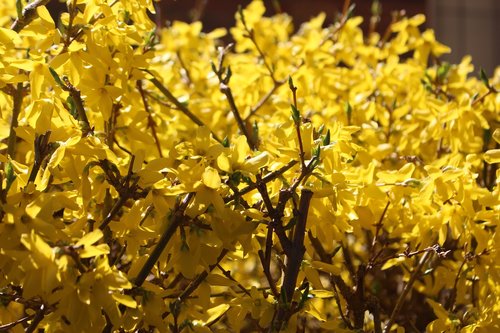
[216,264,251,296]
[288,77,306,170]
[307,231,353,329]
[238,7,278,84]
[368,200,391,268]
[384,250,432,333]
[27,131,53,183]
[224,160,298,203]
[258,250,280,298]
[25,303,46,333]
[367,296,382,333]
[137,80,163,157]
[105,102,121,151]
[244,60,304,122]
[214,45,256,150]
[60,0,78,53]
[134,192,195,286]
[11,0,51,33]
[61,76,92,136]
[98,194,129,230]
[378,10,405,47]
[373,245,450,268]
[272,189,313,331]
[219,82,256,150]
[146,74,222,141]
[244,81,283,121]
[176,51,192,86]
[175,248,228,302]
[98,156,146,230]
[0,314,34,331]
[471,89,496,107]
[7,82,24,158]
[342,0,352,18]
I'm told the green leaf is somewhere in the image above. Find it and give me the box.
[5,161,16,192]
[238,5,246,27]
[323,129,331,146]
[346,3,356,19]
[224,65,232,83]
[252,120,259,144]
[471,92,479,103]
[479,68,490,89]
[210,61,218,74]
[317,124,325,135]
[421,78,432,92]
[312,144,321,160]
[437,62,450,82]
[49,67,65,88]
[298,282,310,309]
[371,0,381,16]
[16,0,22,18]
[344,101,352,124]
[291,104,300,124]
[66,96,78,120]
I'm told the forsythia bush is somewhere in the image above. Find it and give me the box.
[0,0,499,332]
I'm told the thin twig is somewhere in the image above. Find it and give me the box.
[137,80,163,157]
[244,81,284,121]
[27,131,53,183]
[0,314,34,331]
[176,51,192,86]
[288,77,306,170]
[7,82,24,158]
[134,192,195,286]
[61,0,77,53]
[471,89,496,107]
[238,7,278,84]
[216,264,251,296]
[224,160,298,203]
[175,248,229,302]
[61,76,92,136]
[384,250,432,333]
[214,45,256,150]
[368,200,391,266]
[308,232,353,329]
[220,82,256,149]
[105,102,121,151]
[98,156,146,229]
[144,71,222,142]
[258,250,280,298]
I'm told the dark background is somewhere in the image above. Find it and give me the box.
[46,0,499,74]
[152,0,424,33]
[46,0,425,36]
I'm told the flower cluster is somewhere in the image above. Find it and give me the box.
[0,1,498,332]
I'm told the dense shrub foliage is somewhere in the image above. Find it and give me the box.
[0,0,499,332]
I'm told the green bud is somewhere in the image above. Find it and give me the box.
[479,68,490,89]
[291,104,300,124]
[323,129,331,146]
[288,76,295,91]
